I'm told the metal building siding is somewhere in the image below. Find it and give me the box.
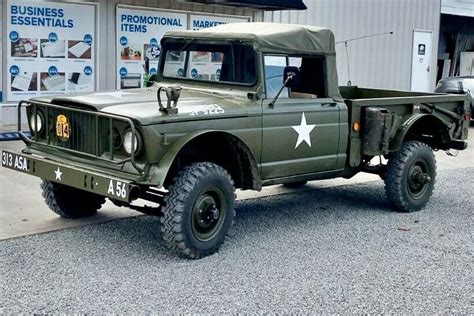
[265,0,441,91]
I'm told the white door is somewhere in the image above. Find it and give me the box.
[411,30,432,92]
[460,52,474,76]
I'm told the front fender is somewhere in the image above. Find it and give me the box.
[145,129,260,188]
[145,130,216,187]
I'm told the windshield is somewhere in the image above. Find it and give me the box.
[160,40,257,85]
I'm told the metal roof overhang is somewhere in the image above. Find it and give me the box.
[181,0,307,10]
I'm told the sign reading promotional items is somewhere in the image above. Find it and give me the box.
[116,6,187,89]
[6,1,96,102]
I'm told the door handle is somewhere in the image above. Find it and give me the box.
[322,103,337,107]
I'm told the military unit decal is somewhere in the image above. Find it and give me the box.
[56,114,70,142]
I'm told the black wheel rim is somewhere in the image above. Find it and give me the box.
[191,186,227,242]
[407,159,432,200]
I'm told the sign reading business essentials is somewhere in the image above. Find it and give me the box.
[6,1,96,102]
[116,7,187,89]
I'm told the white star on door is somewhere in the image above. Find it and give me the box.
[291,113,316,149]
[54,167,63,181]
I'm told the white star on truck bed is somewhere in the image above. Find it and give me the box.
[292,113,316,148]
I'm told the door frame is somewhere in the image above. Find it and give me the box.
[410,29,433,92]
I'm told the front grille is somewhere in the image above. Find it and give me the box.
[48,107,100,155]
[20,100,142,173]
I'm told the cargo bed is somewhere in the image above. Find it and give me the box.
[338,86,470,167]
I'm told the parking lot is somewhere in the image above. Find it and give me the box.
[1,127,473,313]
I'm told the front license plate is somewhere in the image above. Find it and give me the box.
[1,151,30,173]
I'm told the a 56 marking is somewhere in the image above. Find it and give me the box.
[107,179,128,199]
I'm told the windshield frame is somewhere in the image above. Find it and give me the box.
[158,39,258,87]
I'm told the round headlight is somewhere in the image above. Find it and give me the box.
[29,113,43,133]
[123,130,141,154]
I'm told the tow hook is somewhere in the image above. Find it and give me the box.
[446,149,459,157]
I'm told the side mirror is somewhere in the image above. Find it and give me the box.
[283,66,300,89]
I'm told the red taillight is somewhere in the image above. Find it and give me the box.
[464,113,471,121]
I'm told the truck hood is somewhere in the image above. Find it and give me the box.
[32,87,253,125]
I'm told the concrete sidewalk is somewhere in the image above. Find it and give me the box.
[1,127,473,240]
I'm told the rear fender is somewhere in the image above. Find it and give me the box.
[390,114,451,151]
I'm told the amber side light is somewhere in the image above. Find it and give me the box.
[353,121,360,132]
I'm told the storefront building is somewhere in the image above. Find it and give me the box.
[1,0,283,124]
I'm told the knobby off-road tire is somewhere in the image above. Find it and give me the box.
[41,180,106,218]
[160,162,236,259]
[384,141,436,212]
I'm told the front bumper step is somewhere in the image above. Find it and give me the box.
[1,150,139,202]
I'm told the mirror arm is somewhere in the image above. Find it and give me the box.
[268,75,292,107]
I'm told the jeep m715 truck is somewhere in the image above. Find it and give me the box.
[2,23,470,259]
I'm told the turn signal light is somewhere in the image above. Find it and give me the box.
[353,121,360,132]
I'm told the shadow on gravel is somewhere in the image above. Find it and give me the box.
[237,181,391,218]
[81,181,392,258]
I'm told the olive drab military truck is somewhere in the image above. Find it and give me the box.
[2,23,470,259]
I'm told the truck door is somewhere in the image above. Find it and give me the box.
[260,55,341,180]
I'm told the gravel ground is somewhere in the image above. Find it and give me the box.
[1,168,473,314]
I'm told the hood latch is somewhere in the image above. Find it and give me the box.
[158,86,181,115]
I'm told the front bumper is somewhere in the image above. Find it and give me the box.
[2,150,139,202]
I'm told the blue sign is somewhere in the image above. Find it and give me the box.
[84,66,93,76]
[48,66,58,76]
[83,34,93,45]
[177,68,184,77]
[150,38,158,47]
[149,68,157,76]
[191,68,198,78]
[48,32,58,43]
[9,65,20,76]
[120,36,128,46]
[9,31,19,42]
[119,67,127,77]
